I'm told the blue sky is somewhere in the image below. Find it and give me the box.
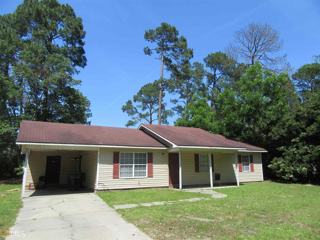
[1,0,320,127]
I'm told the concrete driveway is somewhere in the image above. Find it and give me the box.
[7,192,151,240]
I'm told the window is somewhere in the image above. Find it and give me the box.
[241,155,250,172]
[119,152,147,178]
[199,154,209,172]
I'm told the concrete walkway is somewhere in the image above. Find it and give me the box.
[7,192,151,240]
[183,188,227,199]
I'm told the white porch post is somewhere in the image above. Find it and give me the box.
[208,153,213,188]
[179,151,182,190]
[94,148,100,191]
[21,149,30,198]
[235,154,240,187]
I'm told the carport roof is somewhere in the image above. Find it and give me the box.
[17,120,166,148]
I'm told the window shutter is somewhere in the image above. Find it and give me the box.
[194,154,199,172]
[250,155,254,172]
[238,155,243,172]
[147,152,153,178]
[211,154,214,172]
[113,152,119,179]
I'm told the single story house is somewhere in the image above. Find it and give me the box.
[17,120,267,197]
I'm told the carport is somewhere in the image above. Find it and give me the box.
[21,145,98,197]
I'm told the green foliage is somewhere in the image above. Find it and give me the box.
[175,96,217,132]
[122,81,172,127]
[269,91,320,182]
[0,0,91,179]
[215,64,297,150]
[292,63,320,94]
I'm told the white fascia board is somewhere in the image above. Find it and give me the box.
[16,142,167,150]
[177,146,246,150]
[238,149,268,153]
[138,125,178,148]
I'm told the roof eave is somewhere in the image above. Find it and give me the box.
[16,141,167,150]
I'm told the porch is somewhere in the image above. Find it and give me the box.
[168,150,239,189]
[22,148,98,197]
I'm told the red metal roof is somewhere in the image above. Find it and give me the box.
[141,124,266,151]
[17,121,165,148]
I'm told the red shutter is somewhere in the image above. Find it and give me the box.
[194,154,199,172]
[211,154,214,172]
[113,152,119,179]
[238,155,243,172]
[147,152,153,178]
[250,155,254,172]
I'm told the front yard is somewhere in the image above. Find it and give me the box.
[0,184,21,240]
[98,182,320,240]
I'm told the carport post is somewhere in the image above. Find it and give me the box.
[94,148,100,191]
[179,151,182,190]
[21,149,30,198]
[208,153,213,188]
[235,154,240,187]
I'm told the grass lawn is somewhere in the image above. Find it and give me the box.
[98,182,320,240]
[0,184,22,240]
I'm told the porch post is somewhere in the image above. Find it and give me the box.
[94,148,100,191]
[21,149,30,198]
[208,153,213,188]
[179,151,182,190]
[235,154,240,187]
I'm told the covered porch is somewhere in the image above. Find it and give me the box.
[21,145,99,197]
[168,148,239,189]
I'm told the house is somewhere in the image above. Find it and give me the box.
[16,120,267,197]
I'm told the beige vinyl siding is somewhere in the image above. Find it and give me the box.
[238,152,264,182]
[26,150,97,189]
[181,152,210,186]
[182,152,238,186]
[213,153,238,185]
[97,148,168,190]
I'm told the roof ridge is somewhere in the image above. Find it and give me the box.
[21,120,137,131]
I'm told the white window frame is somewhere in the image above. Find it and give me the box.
[240,155,250,172]
[199,154,209,172]
[119,152,148,179]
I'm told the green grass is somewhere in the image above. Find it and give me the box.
[0,184,22,240]
[97,188,204,206]
[98,182,320,240]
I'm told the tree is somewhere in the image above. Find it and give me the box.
[229,23,285,69]
[14,0,91,123]
[203,52,243,108]
[0,0,91,178]
[269,91,320,183]
[144,22,193,124]
[214,64,298,175]
[175,96,216,132]
[169,61,206,114]
[122,81,172,127]
[292,63,320,94]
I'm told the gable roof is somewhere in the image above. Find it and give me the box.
[17,121,165,148]
[140,124,266,152]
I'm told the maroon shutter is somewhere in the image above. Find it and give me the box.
[211,154,214,172]
[113,152,119,179]
[250,155,254,172]
[194,154,199,172]
[238,155,243,172]
[147,152,153,178]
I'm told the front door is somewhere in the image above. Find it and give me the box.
[168,153,179,188]
[45,156,61,184]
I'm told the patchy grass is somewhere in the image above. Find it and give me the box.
[97,188,204,206]
[99,182,320,240]
[0,184,22,240]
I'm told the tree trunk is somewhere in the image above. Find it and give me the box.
[158,55,164,125]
